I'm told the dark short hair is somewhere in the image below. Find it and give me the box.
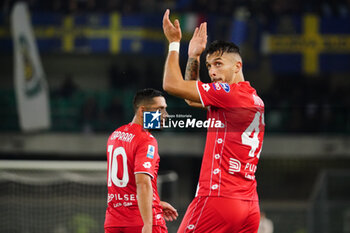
[206,40,241,57]
[133,88,164,111]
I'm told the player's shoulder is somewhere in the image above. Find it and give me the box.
[108,124,126,139]
[120,123,157,144]
[232,81,254,91]
[231,81,265,107]
[139,131,157,145]
[108,123,146,143]
[241,82,264,106]
[125,123,156,143]
[233,82,261,97]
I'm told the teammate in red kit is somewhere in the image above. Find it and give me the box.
[162,9,265,233]
[104,88,178,233]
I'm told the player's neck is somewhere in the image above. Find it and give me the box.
[229,73,245,84]
[131,116,142,126]
[235,75,245,83]
[131,115,148,131]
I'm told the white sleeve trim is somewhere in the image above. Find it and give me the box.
[196,81,205,107]
[134,171,154,179]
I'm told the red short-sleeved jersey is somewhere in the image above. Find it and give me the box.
[196,81,265,201]
[104,123,165,228]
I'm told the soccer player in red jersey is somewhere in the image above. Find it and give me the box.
[162,10,265,233]
[104,88,178,233]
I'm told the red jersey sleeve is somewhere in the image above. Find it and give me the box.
[196,81,237,108]
[134,136,158,179]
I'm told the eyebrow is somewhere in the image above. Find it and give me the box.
[213,57,223,61]
[206,57,223,65]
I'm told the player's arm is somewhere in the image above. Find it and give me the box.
[184,57,202,107]
[184,58,205,108]
[162,9,204,103]
[184,23,207,108]
[136,173,153,233]
[185,99,204,108]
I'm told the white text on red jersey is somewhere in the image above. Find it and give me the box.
[111,131,135,142]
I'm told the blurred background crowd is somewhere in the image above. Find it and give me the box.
[1,0,349,134]
[2,0,350,16]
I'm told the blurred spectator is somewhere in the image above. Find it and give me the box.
[81,96,98,133]
[121,0,139,14]
[58,74,78,98]
[143,61,162,90]
[105,96,124,126]
[109,63,140,89]
[4,0,350,17]
[139,0,157,13]
[108,64,121,89]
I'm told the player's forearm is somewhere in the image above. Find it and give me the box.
[136,182,153,226]
[163,50,201,102]
[185,57,200,81]
[184,56,203,105]
[163,51,184,94]
[185,99,204,108]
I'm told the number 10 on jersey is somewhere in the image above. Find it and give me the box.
[107,145,129,187]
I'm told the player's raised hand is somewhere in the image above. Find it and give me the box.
[162,9,182,43]
[188,22,207,58]
[160,201,178,221]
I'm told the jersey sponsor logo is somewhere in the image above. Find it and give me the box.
[244,164,257,180]
[123,202,132,207]
[202,83,210,92]
[143,110,161,129]
[111,193,137,201]
[143,162,152,169]
[228,158,241,174]
[107,194,114,203]
[244,163,257,173]
[109,193,137,208]
[220,83,230,92]
[146,145,155,159]
[245,173,256,180]
[212,82,221,90]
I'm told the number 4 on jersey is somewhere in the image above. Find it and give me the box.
[241,112,264,159]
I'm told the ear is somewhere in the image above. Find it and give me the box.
[138,106,146,119]
[234,61,242,73]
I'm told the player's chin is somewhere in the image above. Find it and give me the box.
[212,79,223,83]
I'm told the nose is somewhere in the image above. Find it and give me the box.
[162,109,168,119]
[209,68,216,78]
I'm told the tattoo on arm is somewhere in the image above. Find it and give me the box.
[185,58,199,81]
